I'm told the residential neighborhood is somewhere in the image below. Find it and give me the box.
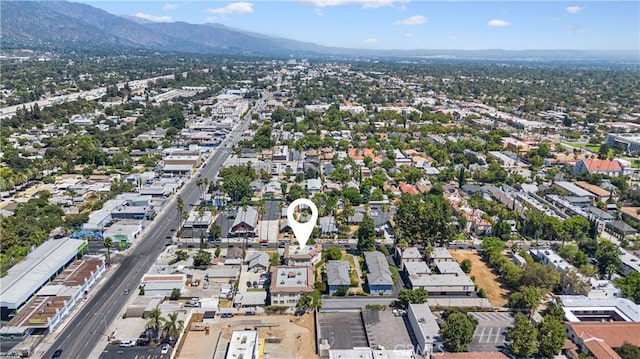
[1,32,640,359]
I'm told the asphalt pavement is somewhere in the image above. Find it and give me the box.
[41,107,254,359]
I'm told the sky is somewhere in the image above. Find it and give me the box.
[84,1,639,51]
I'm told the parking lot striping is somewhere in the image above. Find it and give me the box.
[495,329,502,344]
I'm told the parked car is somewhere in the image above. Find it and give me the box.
[245,311,256,316]
[294,309,305,316]
[221,313,234,318]
[119,340,136,347]
[161,344,170,354]
[203,283,209,289]
[52,349,63,359]
[252,281,259,288]
[246,281,252,288]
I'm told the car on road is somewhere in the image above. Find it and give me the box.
[123,288,129,295]
[161,344,170,354]
[221,313,234,318]
[52,349,63,359]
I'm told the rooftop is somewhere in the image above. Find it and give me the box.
[557,295,640,323]
[363,252,393,286]
[270,266,314,293]
[226,330,259,359]
[326,260,351,286]
[0,238,87,309]
[407,303,440,342]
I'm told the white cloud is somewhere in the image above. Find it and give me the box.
[395,15,426,26]
[314,8,324,16]
[363,38,379,44]
[134,13,172,22]
[566,6,584,14]
[301,0,406,9]
[163,3,178,10]
[404,32,414,38]
[566,25,587,34]
[487,19,511,27]
[207,2,254,15]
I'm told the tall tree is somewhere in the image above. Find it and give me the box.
[103,237,113,265]
[508,314,539,358]
[162,312,185,341]
[357,214,376,253]
[440,311,477,352]
[146,308,164,339]
[537,314,566,358]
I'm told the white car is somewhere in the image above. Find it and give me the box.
[161,344,170,354]
[119,340,136,347]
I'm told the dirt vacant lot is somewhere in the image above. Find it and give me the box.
[450,250,510,307]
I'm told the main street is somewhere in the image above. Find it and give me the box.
[42,105,255,359]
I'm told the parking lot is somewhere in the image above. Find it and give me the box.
[362,310,412,350]
[318,312,368,349]
[99,343,170,359]
[468,312,514,352]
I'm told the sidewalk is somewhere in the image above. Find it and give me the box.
[31,262,121,358]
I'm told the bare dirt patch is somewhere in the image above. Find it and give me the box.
[450,250,510,307]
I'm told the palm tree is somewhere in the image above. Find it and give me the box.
[197,206,205,241]
[146,308,164,341]
[162,312,184,342]
[103,237,113,265]
[176,195,184,230]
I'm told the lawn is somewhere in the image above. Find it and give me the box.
[450,250,510,307]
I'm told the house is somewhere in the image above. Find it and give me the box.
[573,159,623,176]
[246,252,269,273]
[363,252,393,295]
[318,216,338,235]
[306,178,322,194]
[269,266,314,307]
[326,260,350,295]
[565,322,640,359]
[283,244,322,267]
[229,206,258,237]
[225,247,244,266]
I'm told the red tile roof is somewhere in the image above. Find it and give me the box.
[582,159,622,173]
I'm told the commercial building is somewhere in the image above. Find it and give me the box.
[363,252,393,295]
[139,274,187,297]
[328,348,416,359]
[269,266,314,307]
[565,322,640,359]
[606,133,640,155]
[407,304,440,357]
[0,238,88,320]
[531,249,620,298]
[404,260,475,296]
[225,330,261,359]
[556,295,640,323]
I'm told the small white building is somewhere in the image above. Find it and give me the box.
[407,304,440,356]
[225,330,259,359]
[139,274,187,297]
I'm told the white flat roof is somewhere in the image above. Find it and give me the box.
[226,330,259,359]
[0,238,87,309]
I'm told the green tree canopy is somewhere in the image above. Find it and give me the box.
[508,314,539,358]
[357,215,376,253]
[440,311,478,352]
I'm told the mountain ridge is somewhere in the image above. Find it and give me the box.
[1,1,637,61]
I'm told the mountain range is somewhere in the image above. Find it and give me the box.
[1,1,637,61]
